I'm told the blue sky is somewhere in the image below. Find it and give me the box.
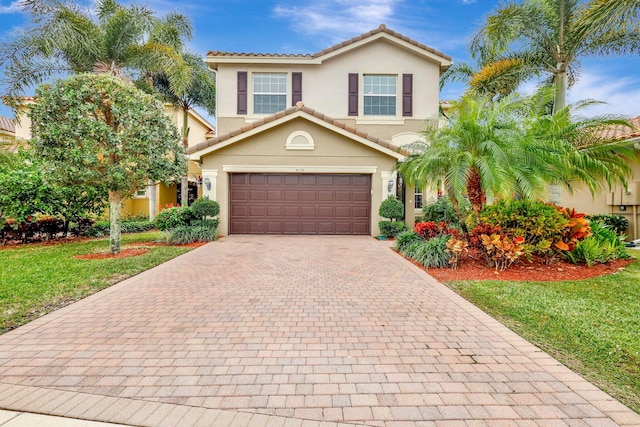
[1,0,639,120]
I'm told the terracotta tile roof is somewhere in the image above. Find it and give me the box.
[186,101,406,157]
[208,24,451,62]
[597,116,640,141]
[0,116,15,134]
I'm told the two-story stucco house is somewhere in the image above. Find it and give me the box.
[187,24,452,236]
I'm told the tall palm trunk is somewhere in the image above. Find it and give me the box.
[108,190,124,254]
[554,62,568,113]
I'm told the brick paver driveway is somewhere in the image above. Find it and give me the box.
[0,235,638,426]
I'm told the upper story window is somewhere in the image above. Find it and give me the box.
[253,73,287,114]
[363,75,397,116]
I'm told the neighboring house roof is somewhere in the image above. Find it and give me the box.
[186,101,407,161]
[598,116,640,141]
[207,24,452,71]
[0,116,15,134]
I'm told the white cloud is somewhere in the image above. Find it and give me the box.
[274,0,400,42]
[0,1,20,14]
[566,71,640,118]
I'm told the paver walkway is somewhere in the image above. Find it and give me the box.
[0,235,638,426]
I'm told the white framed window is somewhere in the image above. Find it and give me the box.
[134,188,147,198]
[364,75,397,116]
[415,183,423,209]
[253,73,287,114]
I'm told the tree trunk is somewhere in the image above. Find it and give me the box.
[109,190,123,254]
[148,179,157,221]
[181,106,190,207]
[467,167,486,214]
[554,63,567,114]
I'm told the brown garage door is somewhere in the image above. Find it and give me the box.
[229,173,371,235]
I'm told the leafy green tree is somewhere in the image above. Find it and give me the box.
[0,0,191,105]
[470,0,640,112]
[0,151,105,233]
[29,74,185,253]
[151,52,216,207]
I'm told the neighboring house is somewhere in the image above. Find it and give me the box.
[555,116,640,240]
[7,99,216,219]
[0,115,15,143]
[187,24,452,236]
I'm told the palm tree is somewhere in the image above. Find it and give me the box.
[398,93,547,215]
[150,54,216,208]
[470,0,640,113]
[398,91,637,217]
[0,0,191,105]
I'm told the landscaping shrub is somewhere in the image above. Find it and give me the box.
[191,197,220,220]
[402,235,452,268]
[589,214,629,236]
[445,237,468,269]
[378,220,407,238]
[479,200,568,246]
[467,223,503,251]
[154,206,194,231]
[422,197,468,227]
[168,225,217,244]
[478,234,525,271]
[566,222,629,266]
[414,221,460,240]
[395,231,421,252]
[191,219,219,229]
[121,221,155,233]
[81,219,155,237]
[379,196,404,220]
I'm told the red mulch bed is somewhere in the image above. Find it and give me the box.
[419,252,634,282]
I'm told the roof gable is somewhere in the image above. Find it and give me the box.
[186,102,407,161]
[207,24,451,71]
[0,116,15,134]
[597,116,640,141]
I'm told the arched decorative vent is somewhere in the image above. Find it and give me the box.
[285,130,315,150]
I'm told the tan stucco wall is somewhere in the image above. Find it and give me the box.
[216,39,442,137]
[200,118,399,236]
[557,171,640,241]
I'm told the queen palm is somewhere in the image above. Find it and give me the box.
[1,0,191,104]
[470,0,640,113]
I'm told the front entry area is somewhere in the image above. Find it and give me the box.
[229,173,371,234]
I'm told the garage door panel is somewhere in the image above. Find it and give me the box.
[266,190,283,201]
[318,206,334,217]
[300,206,317,217]
[266,206,283,217]
[301,191,317,201]
[230,173,370,235]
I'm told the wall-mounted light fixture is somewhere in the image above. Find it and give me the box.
[387,179,394,193]
[204,177,211,191]
[620,205,627,211]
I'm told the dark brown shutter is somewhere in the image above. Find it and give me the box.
[237,71,247,115]
[348,73,358,116]
[292,72,302,105]
[402,74,413,117]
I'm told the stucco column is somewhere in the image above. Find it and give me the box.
[201,169,219,201]
[381,170,397,200]
[147,180,157,221]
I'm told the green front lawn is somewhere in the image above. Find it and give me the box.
[0,232,197,334]
[448,251,640,413]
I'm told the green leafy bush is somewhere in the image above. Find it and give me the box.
[402,235,452,268]
[395,231,421,252]
[121,221,155,233]
[82,219,155,237]
[479,199,568,246]
[191,219,219,229]
[378,220,406,237]
[566,222,629,266]
[168,225,217,244]
[154,206,193,231]
[589,214,629,236]
[422,197,468,227]
[191,197,220,220]
[379,196,404,220]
